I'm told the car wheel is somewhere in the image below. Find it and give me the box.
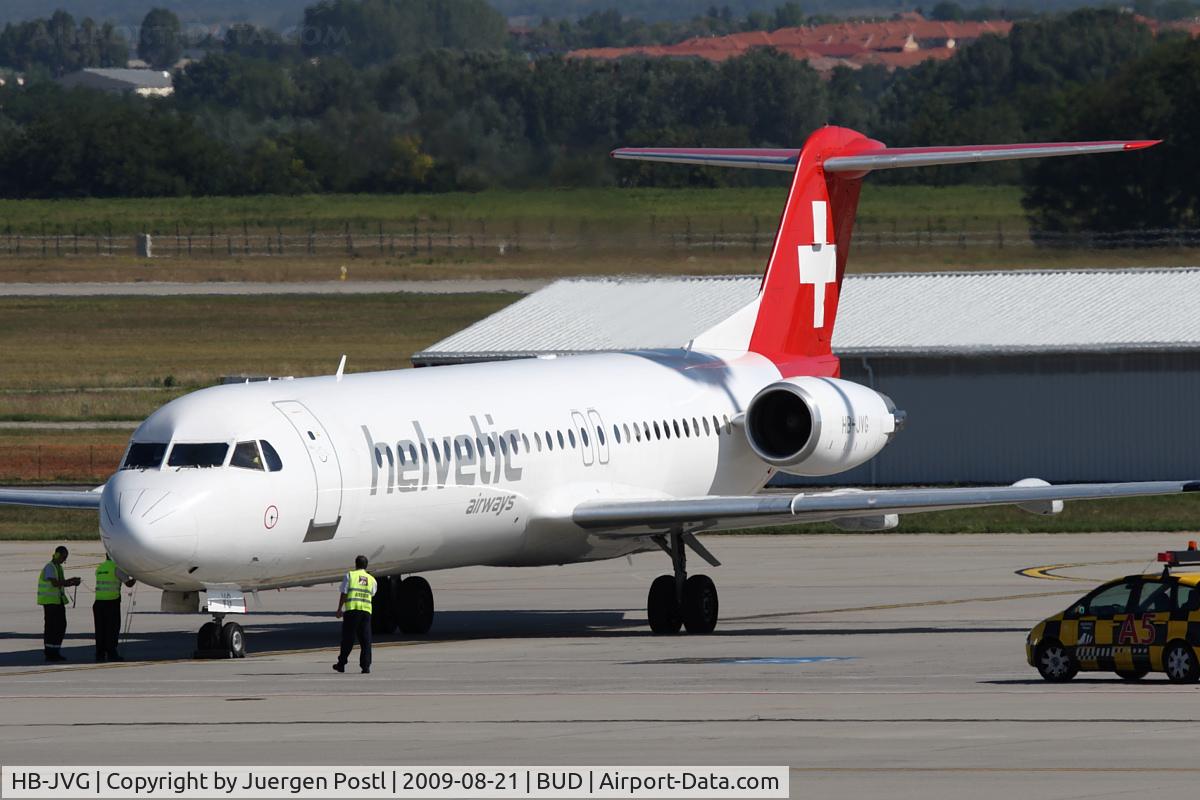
[1164,641,1200,684]
[1035,639,1078,682]
[1115,668,1149,681]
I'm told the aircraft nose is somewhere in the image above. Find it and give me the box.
[101,483,198,577]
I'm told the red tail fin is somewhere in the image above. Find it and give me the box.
[613,129,1158,374]
[747,126,881,374]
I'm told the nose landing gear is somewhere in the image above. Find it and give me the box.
[646,529,720,635]
[195,613,246,659]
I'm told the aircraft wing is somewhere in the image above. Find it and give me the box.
[573,480,1199,534]
[0,487,104,509]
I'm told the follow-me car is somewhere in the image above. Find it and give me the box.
[1028,546,1200,683]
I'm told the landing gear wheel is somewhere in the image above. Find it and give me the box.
[371,576,398,636]
[197,622,220,651]
[220,622,245,658]
[398,576,434,634]
[1115,668,1149,681]
[682,574,719,634]
[647,575,681,635]
[1034,639,1078,682]
[1164,641,1200,683]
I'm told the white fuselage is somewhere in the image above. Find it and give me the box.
[102,349,783,592]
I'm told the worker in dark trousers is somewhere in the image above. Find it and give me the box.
[37,546,80,662]
[333,555,376,674]
[93,552,135,662]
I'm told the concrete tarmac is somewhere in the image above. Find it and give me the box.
[1,533,1197,799]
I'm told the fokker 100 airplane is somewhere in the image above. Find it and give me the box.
[3,126,1194,657]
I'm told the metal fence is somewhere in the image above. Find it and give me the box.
[3,220,1200,259]
[0,444,123,483]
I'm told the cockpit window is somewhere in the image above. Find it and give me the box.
[167,443,229,468]
[122,442,167,470]
[230,441,264,471]
[260,440,283,472]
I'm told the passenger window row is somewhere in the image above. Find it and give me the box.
[375,413,734,468]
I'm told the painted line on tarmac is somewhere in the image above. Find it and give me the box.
[0,687,1175,700]
[724,588,1085,623]
[4,717,1200,728]
[1016,561,1135,582]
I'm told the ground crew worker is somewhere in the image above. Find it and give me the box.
[38,546,80,662]
[333,555,376,674]
[93,552,135,662]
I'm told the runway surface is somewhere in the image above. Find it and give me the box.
[1,533,1197,799]
[0,279,546,297]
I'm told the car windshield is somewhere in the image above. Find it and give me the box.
[121,442,167,470]
[1136,581,1172,613]
[167,443,229,468]
[1081,581,1136,616]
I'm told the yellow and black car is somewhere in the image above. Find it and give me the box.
[1027,550,1200,683]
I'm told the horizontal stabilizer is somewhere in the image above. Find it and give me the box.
[611,139,1159,173]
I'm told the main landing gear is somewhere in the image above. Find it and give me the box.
[647,529,720,635]
[195,613,245,659]
[370,575,435,636]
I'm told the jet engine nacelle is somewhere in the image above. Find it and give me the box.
[744,377,903,477]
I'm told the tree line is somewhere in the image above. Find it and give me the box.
[0,4,1196,232]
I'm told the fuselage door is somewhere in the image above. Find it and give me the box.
[274,400,343,536]
[570,410,594,466]
[586,408,610,465]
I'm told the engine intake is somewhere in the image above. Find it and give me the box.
[744,377,902,476]
[746,386,816,461]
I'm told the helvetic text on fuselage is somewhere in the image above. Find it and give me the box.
[362,414,524,495]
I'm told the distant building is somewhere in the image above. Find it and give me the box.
[57,68,173,98]
[414,269,1200,485]
[567,13,1014,73]
[565,12,1200,74]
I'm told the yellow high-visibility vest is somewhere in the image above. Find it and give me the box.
[95,559,120,601]
[344,569,376,613]
[37,561,66,606]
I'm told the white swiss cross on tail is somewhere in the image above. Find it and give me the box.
[798,200,837,329]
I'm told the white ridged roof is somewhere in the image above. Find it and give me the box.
[414,268,1200,362]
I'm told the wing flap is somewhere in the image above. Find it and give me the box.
[0,487,103,509]
[573,480,1199,534]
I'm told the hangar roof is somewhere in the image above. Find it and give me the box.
[413,267,1200,364]
[57,68,174,95]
